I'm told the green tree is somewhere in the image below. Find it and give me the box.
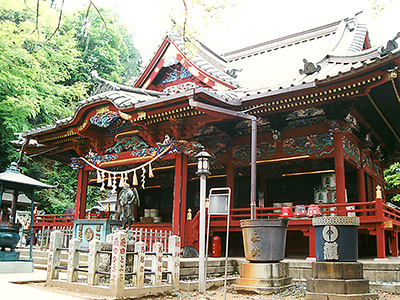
[0,0,88,170]
[62,7,141,84]
[384,162,400,202]
[0,1,142,213]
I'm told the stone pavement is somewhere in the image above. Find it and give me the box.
[0,269,84,300]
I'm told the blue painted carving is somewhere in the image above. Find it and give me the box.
[342,135,360,166]
[106,136,148,154]
[180,66,191,79]
[283,133,334,157]
[90,111,119,128]
[161,69,178,84]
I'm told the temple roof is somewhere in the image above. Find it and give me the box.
[18,14,400,157]
[221,17,369,91]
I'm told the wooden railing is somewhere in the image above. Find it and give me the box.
[185,199,400,246]
[33,199,400,250]
[33,211,111,228]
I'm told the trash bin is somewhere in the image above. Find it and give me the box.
[313,216,359,262]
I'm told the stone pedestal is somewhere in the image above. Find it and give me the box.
[306,262,378,299]
[234,262,293,294]
[73,219,122,248]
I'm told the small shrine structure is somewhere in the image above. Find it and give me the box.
[20,15,400,259]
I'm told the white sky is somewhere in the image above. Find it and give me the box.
[61,0,400,62]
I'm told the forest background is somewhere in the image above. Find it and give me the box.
[0,0,142,213]
[0,0,399,214]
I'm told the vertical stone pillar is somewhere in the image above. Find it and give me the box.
[168,235,180,289]
[134,241,146,287]
[46,230,63,282]
[152,242,163,286]
[110,231,127,296]
[67,238,80,282]
[88,239,102,285]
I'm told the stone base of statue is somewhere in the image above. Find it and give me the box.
[234,262,293,294]
[73,219,122,248]
[306,262,378,299]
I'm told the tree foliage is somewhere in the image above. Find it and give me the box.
[384,162,400,202]
[61,6,141,84]
[0,0,142,213]
[0,0,87,171]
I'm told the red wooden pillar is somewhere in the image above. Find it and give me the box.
[375,197,386,259]
[226,149,235,209]
[333,132,346,216]
[74,167,89,220]
[172,153,188,239]
[304,226,316,258]
[390,231,399,257]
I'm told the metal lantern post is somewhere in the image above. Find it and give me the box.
[195,150,211,293]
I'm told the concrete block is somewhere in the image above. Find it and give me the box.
[345,279,369,294]
[300,268,313,279]
[0,261,33,273]
[307,278,315,292]
[327,293,379,300]
[314,279,346,294]
[236,276,292,287]
[240,262,289,279]
[374,270,398,282]
[312,262,363,279]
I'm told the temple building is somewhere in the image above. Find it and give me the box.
[21,14,400,258]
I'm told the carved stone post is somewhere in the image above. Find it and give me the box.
[88,239,102,285]
[110,231,127,296]
[67,239,80,282]
[134,241,146,287]
[168,235,180,289]
[46,230,63,282]
[152,242,163,286]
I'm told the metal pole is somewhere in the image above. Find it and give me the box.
[0,184,3,222]
[199,174,207,293]
[250,118,257,219]
[30,190,34,261]
[223,208,231,300]
[205,212,211,285]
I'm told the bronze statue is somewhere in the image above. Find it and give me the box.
[117,184,140,228]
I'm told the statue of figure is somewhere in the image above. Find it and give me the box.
[117,184,140,228]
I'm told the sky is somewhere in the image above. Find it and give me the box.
[61,0,400,62]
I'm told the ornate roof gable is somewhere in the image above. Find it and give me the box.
[134,33,239,94]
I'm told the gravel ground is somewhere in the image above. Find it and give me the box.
[29,281,400,299]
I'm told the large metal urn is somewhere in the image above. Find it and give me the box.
[0,222,20,254]
[241,218,288,262]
